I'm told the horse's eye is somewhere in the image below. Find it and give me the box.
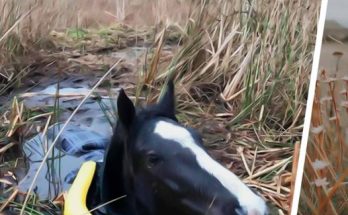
[146,152,161,168]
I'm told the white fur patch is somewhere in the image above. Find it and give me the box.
[154,120,267,214]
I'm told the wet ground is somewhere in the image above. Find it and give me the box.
[0,42,177,201]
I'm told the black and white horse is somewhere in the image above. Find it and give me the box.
[101,81,267,215]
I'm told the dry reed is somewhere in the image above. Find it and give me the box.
[0,0,320,214]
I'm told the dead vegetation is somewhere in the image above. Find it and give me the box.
[0,0,320,214]
[299,49,348,214]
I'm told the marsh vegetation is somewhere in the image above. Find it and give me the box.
[0,0,319,214]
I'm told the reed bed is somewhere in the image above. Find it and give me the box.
[0,0,320,214]
[299,51,348,214]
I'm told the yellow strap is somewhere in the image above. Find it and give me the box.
[64,161,96,215]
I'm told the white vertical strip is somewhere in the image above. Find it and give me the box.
[290,0,329,214]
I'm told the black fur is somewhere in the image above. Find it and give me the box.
[101,81,244,215]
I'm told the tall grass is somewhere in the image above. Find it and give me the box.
[0,0,189,93]
[299,65,348,214]
[0,0,189,47]
[0,0,320,214]
[151,0,318,131]
[139,0,320,213]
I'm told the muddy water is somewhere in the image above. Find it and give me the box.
[18,46,151,135]
[10,41,178,200]
[15,46,152,200]
[18,81,116,199]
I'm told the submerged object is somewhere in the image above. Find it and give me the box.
[18,123,109,200]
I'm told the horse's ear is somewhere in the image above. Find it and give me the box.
[117,89,135,130]
[157,79,176,119]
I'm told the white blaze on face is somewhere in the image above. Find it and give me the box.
[154,120,267,215]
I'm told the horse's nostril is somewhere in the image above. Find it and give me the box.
[223,204,247,215]
[235,207,247,215]
[207,203,246,215]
